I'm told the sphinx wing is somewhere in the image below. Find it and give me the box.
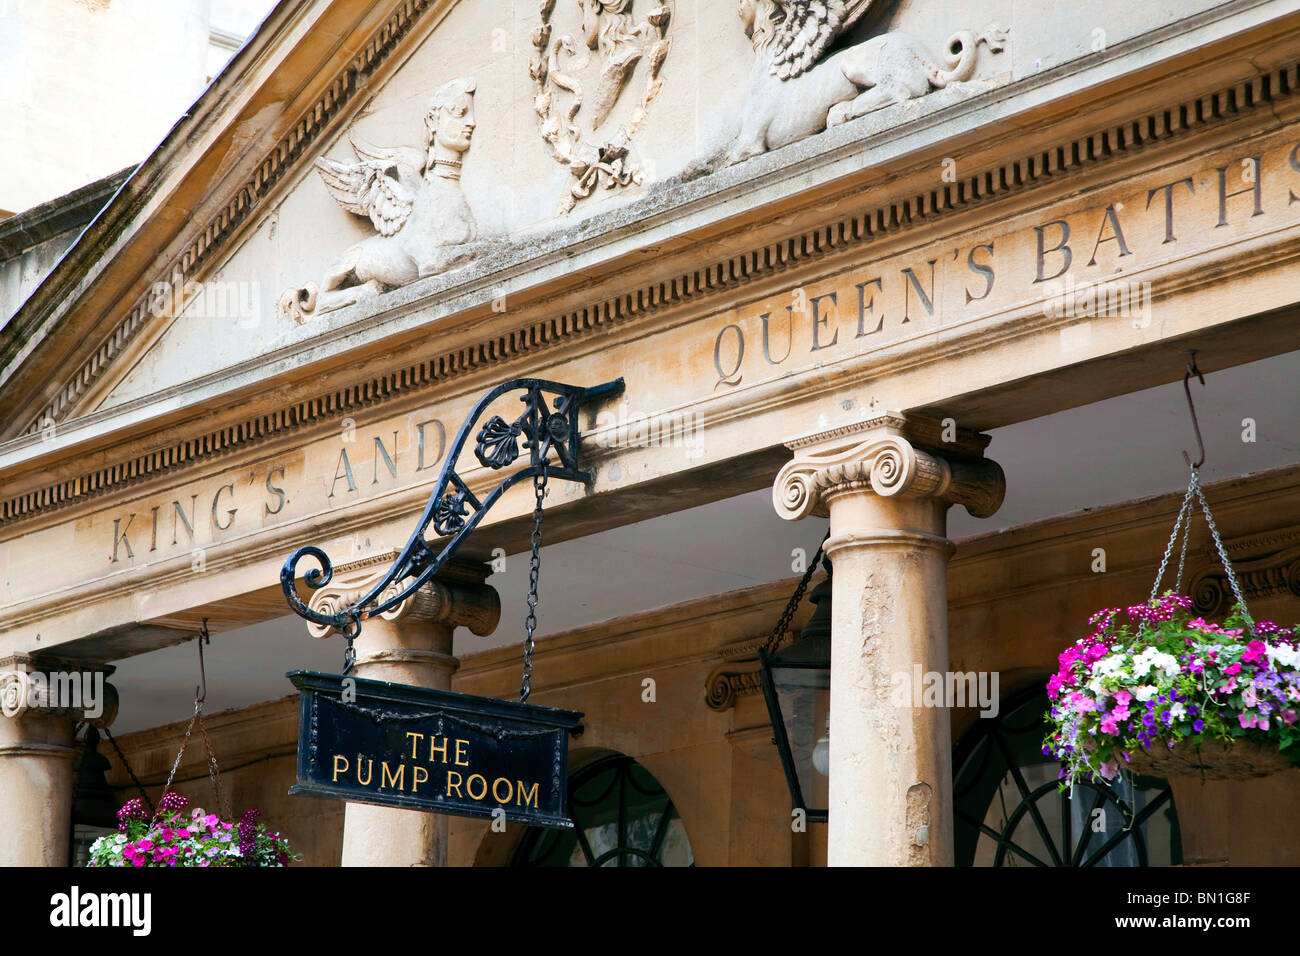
[314,157,414,237]
[770,0,877,80]
[348,135,426,179]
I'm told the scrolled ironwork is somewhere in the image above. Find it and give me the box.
[280,377,623,651]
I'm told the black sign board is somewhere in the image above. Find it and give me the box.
[287,671,583,829]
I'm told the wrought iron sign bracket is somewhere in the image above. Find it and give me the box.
[281,377,624,651]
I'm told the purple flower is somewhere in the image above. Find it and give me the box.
[238,807,261,859]
[157,791,189,815]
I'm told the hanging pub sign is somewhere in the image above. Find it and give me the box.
[278,378,622,830]
[288,671,583,828]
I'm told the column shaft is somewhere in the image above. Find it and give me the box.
[306,553,499,867]
[340,618,458,867]
[772,413,1004,868]
[0,708,78,866]
[824,496,954,865]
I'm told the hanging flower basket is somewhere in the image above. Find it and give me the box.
[1044,594,1300,787]
[1045,456,1300,787]
[88,791,300,867]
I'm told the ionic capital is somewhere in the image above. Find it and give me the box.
[306,551,500,639]
[0,654,118,727]
[773,412,1005,521]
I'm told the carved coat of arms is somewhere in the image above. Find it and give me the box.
[530,0,673,214]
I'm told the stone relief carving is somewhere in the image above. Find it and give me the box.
[530,0,672,214]
[279,77,480,322]
[721,0,1006,167]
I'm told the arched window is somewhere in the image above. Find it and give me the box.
[952,687,1182,867]
[512,754,694,867]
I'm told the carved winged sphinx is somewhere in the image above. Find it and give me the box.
[280,77,480,321]
[725,0,1006,166]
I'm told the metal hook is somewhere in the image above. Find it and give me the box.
[195,618,210,705]
[1181,350,1206,469]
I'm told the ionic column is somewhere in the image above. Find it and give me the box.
[307,553,500,866]
[773,413,1004,866]
[0,655,118,866]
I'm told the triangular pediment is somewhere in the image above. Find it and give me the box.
[9,0,1031,429]
[74,0,758,417]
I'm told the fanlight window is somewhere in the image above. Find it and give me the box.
[953,688,1182,867]
[513,755,693,867]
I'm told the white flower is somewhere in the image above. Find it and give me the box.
[1154,653,1180,679]
[1092,655,1126,678]
[1267,643,1299,668]
[1133,685,1158,701]
[1169,702,1186,720]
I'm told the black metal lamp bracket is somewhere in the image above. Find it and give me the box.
[280,377,624,640]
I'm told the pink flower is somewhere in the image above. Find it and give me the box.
[1100,718,1119,735]
[1242,640,1268,664]
[1282,709,1297,726]
[1242,686,1258,707]
[1238,711,1260,729]
[1111,706,1130,722]
[1085,644,1107,661]
[1224,663,1242,676]
[1114,690,1132,705]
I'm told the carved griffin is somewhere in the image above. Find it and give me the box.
[279,77,480,321]
[724,0,1006,166]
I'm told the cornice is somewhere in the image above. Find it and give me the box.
[0,168,133,261]
[2,8,1300,529]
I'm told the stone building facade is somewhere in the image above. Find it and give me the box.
[2,0,1299,867]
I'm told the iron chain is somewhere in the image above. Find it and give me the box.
[1175,498,1192,594]
[341,613,359,676]
[1150,466,1255,635]
[197,708,231,820]
[761,528,830,657]
[1193,472,1255,633]
[1149,474,1198,603]
[104,725,155,815]
[520,464,548,702]
[151,704,199,828]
